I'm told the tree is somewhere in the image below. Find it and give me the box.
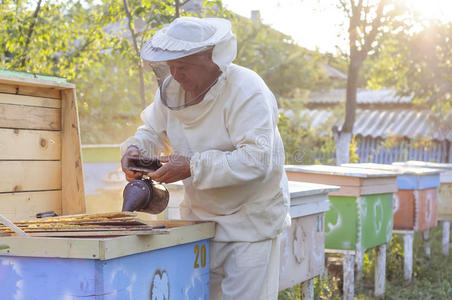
[0,0,177,143]
[334,0,403,164]
[366,20,452,138]
[232,16,332,99]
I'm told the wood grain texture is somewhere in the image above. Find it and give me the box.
[0,93,61,108]
[18,85,61,99]
[61,89,85,214]
[0,83,17,94]
[0,128,61,160]
[0,103,61,130]
[0,190,62,222]
[0,161,61,193]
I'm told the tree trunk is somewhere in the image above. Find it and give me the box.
[335,59,361,165]
[175,0,180,18]
[123,0,146,109]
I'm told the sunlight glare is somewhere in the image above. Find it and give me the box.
[406,0,451,22]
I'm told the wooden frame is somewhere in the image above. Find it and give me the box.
[0,73,85,220]
[0,221,215,260]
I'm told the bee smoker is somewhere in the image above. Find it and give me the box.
[122,156,169,214]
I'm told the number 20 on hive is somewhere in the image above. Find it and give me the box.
[194,244,207,268]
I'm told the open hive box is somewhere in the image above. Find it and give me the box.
[0,70,85,220]
[0,71,215,299]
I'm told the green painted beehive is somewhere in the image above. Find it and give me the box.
[286,165,398,251]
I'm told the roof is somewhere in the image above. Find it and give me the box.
[308,88,412,105]
[323,64,347,79]
[296,108,452,141]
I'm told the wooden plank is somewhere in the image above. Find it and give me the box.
[0,103,61,130]
[0,224,155,232]
[0,214,29,237]
[47,211,136,220]
[0,161,61,193]
[101,222,215,260]
[0,83,17,94]
[0,128,61,160]
[0,221,215,259]
[22,230,168,237]
[0,93,61,108]
[0,190,62,222]
[286,172,362,187]
[61,89,85,214]
[18,85,61,99]
[0,73,75,89]
[360,182,398,195]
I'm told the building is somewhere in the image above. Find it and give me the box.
[300,88,452,163]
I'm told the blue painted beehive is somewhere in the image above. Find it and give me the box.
[0,221,215,300]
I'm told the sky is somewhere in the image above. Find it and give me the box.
[221,0,452,54]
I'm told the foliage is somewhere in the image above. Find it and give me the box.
[278,91,343,165]
[366,20,452,135]
[232,17,333,99]
[0,0,342,146]
[0,0,177,143]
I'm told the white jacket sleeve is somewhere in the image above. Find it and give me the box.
[120,94,171,157]
[190,91,280,190]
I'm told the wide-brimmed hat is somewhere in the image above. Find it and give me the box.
[141,17,236,71]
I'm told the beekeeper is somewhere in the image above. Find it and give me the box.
[121,16,290,300]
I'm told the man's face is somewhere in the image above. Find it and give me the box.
[166,51,217,93]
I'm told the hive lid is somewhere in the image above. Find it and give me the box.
[346,163,441,176]
[0,69,67,83]
[342,163,440,190]
[288,181,339,198]
[288,181,336,217]
[286,165,398,196]
[393,161,452,183]
[286,164,399,178]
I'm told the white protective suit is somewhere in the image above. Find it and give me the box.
[122,63,291,243]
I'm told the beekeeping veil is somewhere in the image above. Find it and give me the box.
[141,17,237,110]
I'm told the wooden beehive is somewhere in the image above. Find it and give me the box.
[278,181,338,291]
[0,71,85,221]
[394,161,452,221]
[344,163,441,231]
[286,165,398,251]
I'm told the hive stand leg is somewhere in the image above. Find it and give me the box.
[375,244,387,300]
[442,220,450,256]
[423,229,431,257]
[343,253,355,300]
[355,249,364,283]
[301,279,314,300]
[403,232,414,281]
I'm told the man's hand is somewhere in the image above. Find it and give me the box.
[147,155,191,184]
[121,146,143,182]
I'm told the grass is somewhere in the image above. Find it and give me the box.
[278,225,452,299]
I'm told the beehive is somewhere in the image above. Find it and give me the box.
[0,70,85,221]
[394,161,452,221]
[286,165,398,251]
[344,163,440,231]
